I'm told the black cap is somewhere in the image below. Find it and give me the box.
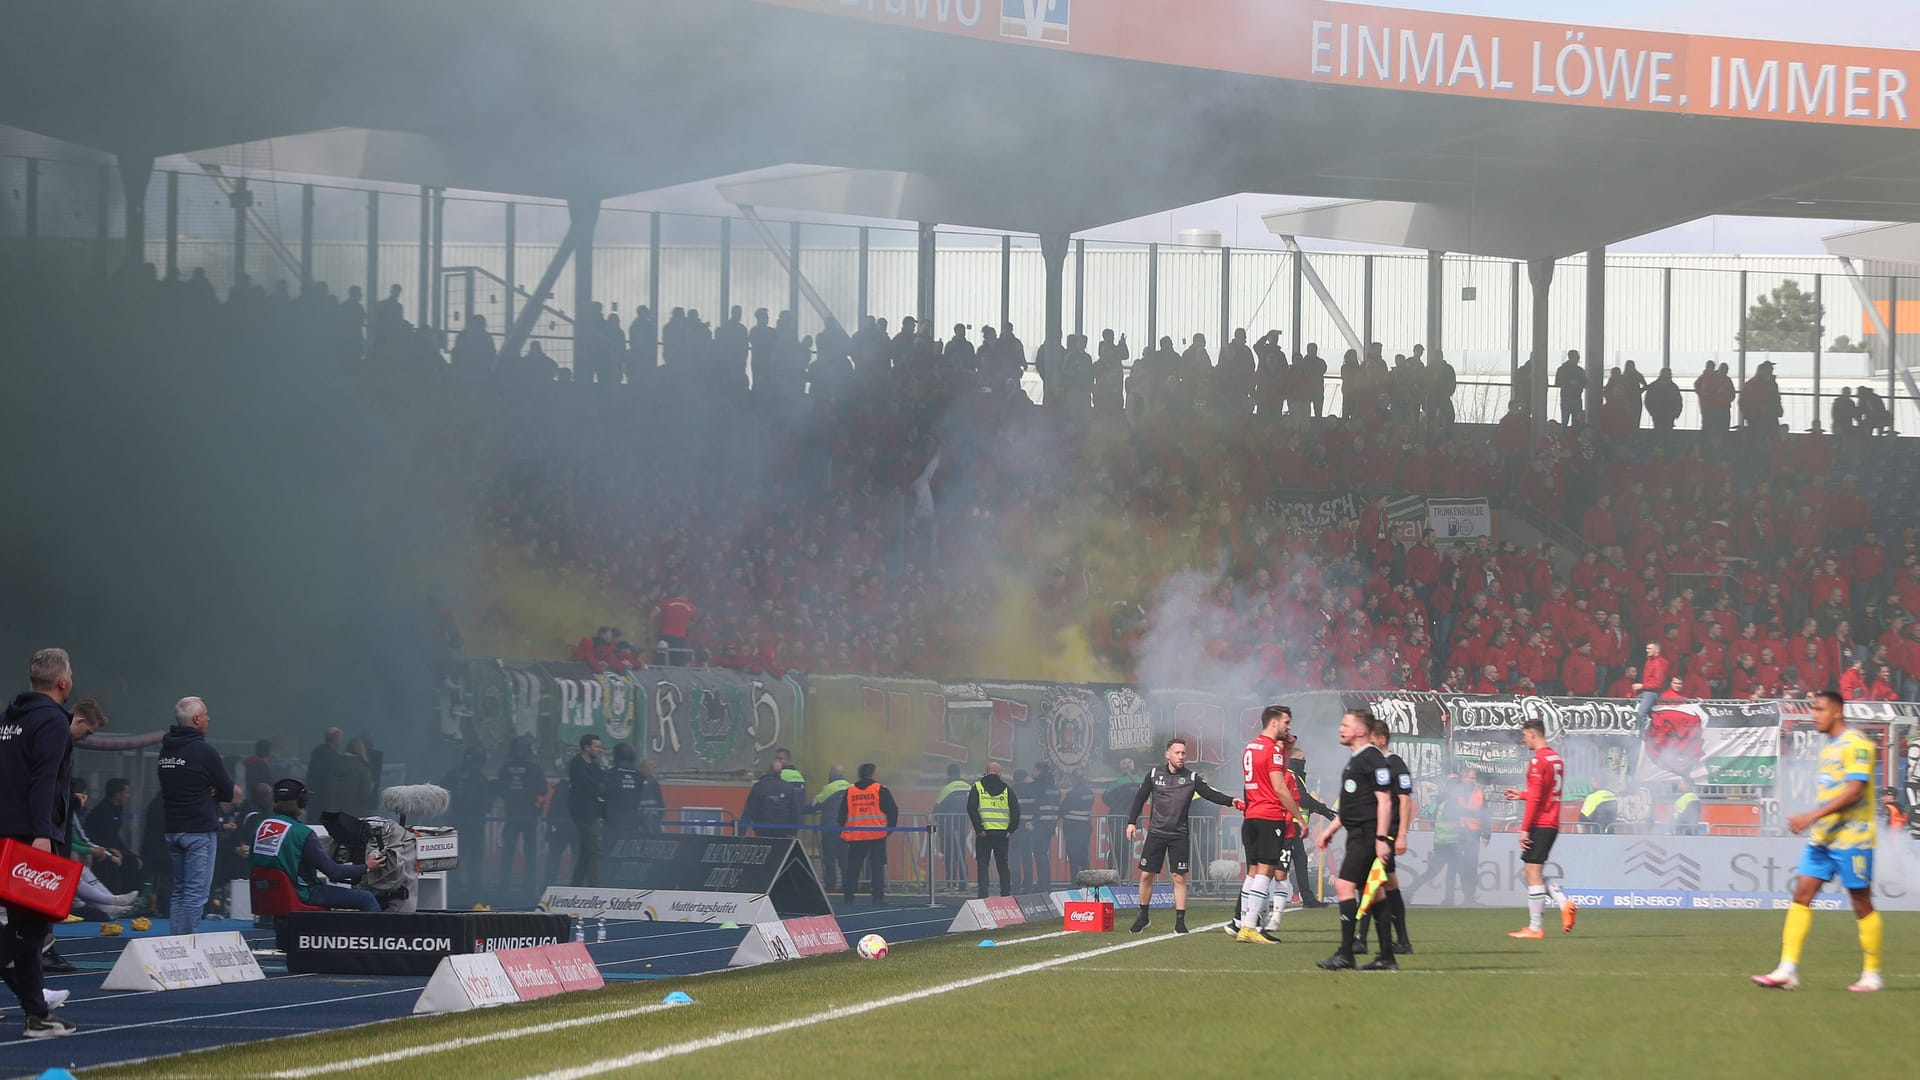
[272,778,309,802]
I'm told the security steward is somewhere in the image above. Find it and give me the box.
[935,764,972,891]
[837,763,899,907]
[1580,786,1619,833]
[807,765,850,892]
[966,762,1021,898]
[249,778,387,911]
[1673,777,1702,835]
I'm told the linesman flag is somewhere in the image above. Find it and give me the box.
[1356,857,1389,915]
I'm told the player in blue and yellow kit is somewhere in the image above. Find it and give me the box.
[1752,690,1885,993]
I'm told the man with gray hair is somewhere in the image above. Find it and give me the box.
[158,696,237,935]
[0,648,79,1037]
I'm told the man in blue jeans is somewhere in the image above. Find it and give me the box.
[158,696,237,935]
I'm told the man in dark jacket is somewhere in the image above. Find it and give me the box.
[157,696,238,936]
[966,763,1021,898]
[0,648,79,1037]
[934,764,972,891]
[741,761,799,839]
[836,763,899,907]
[304,727,342,823]
[440,744,492,895]
[566,735,605,887]
[1059,769,1095,885]
[496,735,542,891]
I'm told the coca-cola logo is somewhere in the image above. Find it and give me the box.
[1069,909,1095,923]
[11,863,63,892]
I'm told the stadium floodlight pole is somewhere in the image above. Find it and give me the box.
[1426,249,1443,357]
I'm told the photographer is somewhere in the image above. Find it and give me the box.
[249,779,386,912]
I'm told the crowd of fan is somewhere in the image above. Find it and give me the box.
[14,254,1919,704]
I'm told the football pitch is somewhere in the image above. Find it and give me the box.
[101,905,1914,1079]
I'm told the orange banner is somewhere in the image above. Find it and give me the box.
[752,0,1920,130]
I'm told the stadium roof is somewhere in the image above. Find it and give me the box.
[9,1,1920,257]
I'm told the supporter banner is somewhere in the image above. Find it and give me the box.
[1777,700,1906,805]
[444,659,802,776]
[755,1,1920,131]
[1342,691,1447,795]
[539,886,779,924]
[1264,491,1358,530]
[1638,700,1781,785]
[1425,497,1491,541]
[1412,833,1920,912]
[809,675,1266,778]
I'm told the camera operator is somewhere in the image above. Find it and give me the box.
[249,779,386,912]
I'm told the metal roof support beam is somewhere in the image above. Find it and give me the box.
[1278,235,1362,359]
[570,196,599,375]
[1042,231,1068,350]
[115,154,151,273]
[1586,248,1605,429]
[1425,250,1442,356]
[916,223,935,330]
[735,203,837,329]
[499,223,576,361]
[1529,258,1554,447]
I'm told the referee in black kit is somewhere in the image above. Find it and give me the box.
[1314,709,1398,971]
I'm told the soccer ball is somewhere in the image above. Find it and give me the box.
[856,933,889,960]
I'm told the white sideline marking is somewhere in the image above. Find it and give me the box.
[992,929,1074,945]
[523,922,1230,1079]
[269,1001,686,1078]
[0,987,418,1046]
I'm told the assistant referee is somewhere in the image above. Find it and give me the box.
[1314,709,1398,971]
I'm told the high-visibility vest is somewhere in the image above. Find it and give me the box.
[841,784,888,841]
[1581,789,1618,817]
[1674,791,1700,818]
[974,782,1011,832]
[936,780,972,805]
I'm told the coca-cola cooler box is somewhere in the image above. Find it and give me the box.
[0,838,82,920]
[1063,900,1114,933]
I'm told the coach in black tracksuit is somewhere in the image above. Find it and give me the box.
[1124,736,1240,935]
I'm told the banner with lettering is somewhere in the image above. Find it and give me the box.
[1638,699,1782,786]
[441,660,803,778]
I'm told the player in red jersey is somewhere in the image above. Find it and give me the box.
[1231,705,1301,943]
[1502,719,1575,938]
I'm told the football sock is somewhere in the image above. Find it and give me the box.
[1527,887,1546,931]
[1339,898,1359,955]
[1780,902,1812,968]
[1375,907,1394,956]
[1545,882,1568,907]
[1240,875,1270,926]
[1389,890,1409,941]
[1857,910,1884,975]
[1265,877,1288,931]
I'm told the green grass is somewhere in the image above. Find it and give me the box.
[104,904,1916,1079]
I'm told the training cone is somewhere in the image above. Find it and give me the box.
[662,991,693,1005]
[39,1070,77,1080]
[718,921,739,930]
[978,939,997,947]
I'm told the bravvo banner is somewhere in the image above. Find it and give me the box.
[444,659,803,776]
